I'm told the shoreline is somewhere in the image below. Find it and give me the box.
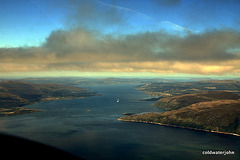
[118,118,240,137]
[0,107,42,117]
[41,96,90,101]
[0,96,89,117]
[0,94,100,117]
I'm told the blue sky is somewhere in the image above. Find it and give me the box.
[1,0,239,47]
[0,0,65,47]
[0,0,240,78]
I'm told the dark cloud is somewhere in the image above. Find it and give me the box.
[42,29,99,54]
[154,30,240,61]
[42,28,240,62]
[65,0,126,30]
[1,27,240,75]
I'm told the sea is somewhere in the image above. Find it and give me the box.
[0,84,239,160]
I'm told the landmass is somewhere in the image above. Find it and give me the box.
[0,107,41,116]
[18,77,180,86]
[155,91,240,110]
[140,97,162,101]
[19,77,157,85]
[137,80,240,97]
[122,113,135,116]
[120,80,240,136]
[0,80,98,116]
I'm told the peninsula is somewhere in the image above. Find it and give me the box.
[0,80,97,116]
[119,89,240,136]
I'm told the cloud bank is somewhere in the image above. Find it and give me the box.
[1,0,240,76]
[0,28,240,75]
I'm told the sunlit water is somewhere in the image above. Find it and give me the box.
[0,84,239,160]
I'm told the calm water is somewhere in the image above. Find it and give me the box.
[0,84,239,160]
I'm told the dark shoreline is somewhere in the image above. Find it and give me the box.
[118,118,240,137]
[0,80,99,116]
[0,95,97,117]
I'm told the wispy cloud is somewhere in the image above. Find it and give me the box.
[158,21,199,33]
[97,1,153,20]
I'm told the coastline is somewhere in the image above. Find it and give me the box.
[118,118,240,137]
[41,96,88,101]
[0,96,97,117]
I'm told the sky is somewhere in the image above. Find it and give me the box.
[0,0,240,78]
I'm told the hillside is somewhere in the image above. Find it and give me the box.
[119,91,240,136]
[0,80,97,115]
[155,91,240,110]
[137,80,240,97]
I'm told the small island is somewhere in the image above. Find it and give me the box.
[0,107,41,116]
[119,89,240,136]
[0,80,98,116]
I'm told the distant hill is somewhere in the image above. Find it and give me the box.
[137,80,240,97]
[0,80,97,115]
[20,77,154,85]
[119,91,240,136]
[155,91,240,110]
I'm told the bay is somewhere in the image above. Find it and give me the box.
[0,84,239,160]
